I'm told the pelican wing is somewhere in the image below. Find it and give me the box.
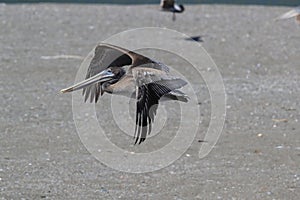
[134,74,187,144]
[82,44,133,102]
[83,43,155,102]
[86,43,159,78]
[86,43,133,78]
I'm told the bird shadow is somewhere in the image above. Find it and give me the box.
[184,35,205,43]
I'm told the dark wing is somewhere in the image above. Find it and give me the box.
[83,44,133,102]
[83,43,150,102]
[134,79,187,144]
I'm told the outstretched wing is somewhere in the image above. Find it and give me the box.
[134,78,187,144]
[83,43,148,102]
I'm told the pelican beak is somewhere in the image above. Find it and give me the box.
[60,69,114,93]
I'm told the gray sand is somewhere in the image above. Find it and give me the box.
[0,4,299,199]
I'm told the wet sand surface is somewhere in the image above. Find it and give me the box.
[0,4,299,199]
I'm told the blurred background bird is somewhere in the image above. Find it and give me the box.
[160,0,185,21]
[276,6,300,24]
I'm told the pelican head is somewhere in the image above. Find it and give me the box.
[100,67,127,92]
[104,67,126,84]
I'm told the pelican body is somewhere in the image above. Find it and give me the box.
[160,0,185,21]
[61,43,188,144]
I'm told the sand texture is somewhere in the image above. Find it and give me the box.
[0,4,299,199]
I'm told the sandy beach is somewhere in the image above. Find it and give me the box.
[0,3,299,199]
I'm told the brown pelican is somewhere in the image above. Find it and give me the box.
[160,0,185,21]
[61,43,188,144]
[276,6,300,24]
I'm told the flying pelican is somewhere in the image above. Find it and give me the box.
[160,0,185,21]
[61,43,188,144]
[276,6,300,24]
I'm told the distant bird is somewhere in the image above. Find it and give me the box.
[276,6,300,24]
[160,0,185,21]
[61,43,188,144]
[185,36,204,42]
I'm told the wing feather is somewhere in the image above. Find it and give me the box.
[134,79,187,144]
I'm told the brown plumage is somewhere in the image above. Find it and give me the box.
[61,43,188,144]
